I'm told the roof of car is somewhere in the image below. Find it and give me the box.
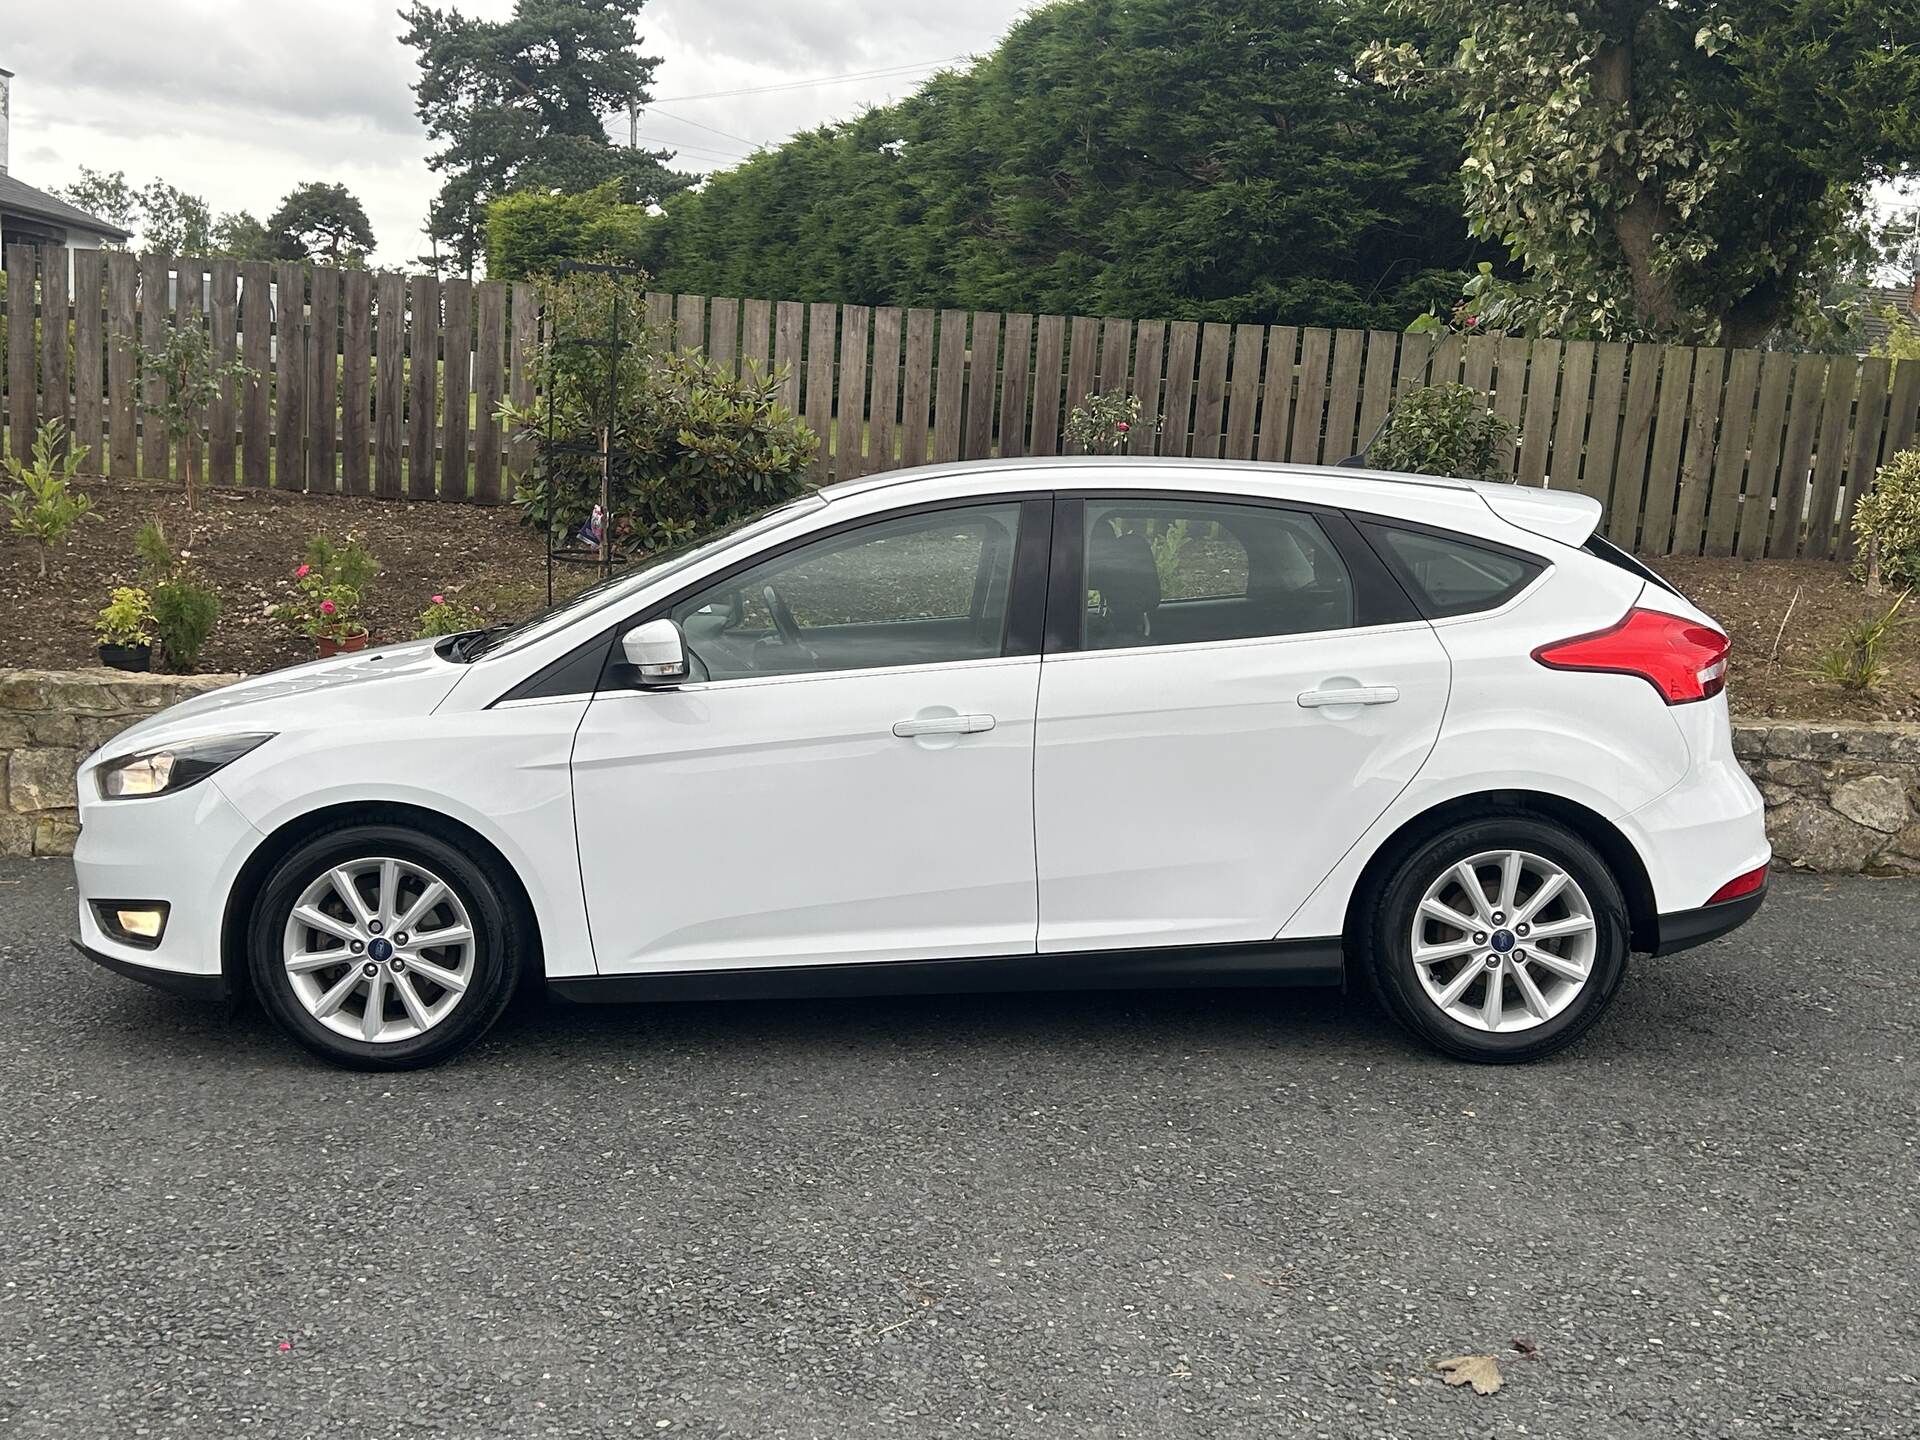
[817,455,1486,502]
[816,456,1603,549]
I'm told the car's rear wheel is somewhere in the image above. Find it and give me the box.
[247,823,524,1070]
[1358,815,1630,1063]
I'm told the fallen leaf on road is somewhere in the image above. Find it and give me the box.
[1434,1354,1503,1394]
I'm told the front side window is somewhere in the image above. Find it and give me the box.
[669,504,1024,682]
[1080,499,1354,649]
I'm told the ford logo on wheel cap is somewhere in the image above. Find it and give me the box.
[1490,929,1516,953]
[367,937,394,963]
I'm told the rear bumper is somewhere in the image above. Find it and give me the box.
[1649,882,1768,957]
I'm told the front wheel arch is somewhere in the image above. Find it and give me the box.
[1343,790,1659,958]
[221,801,545,1007]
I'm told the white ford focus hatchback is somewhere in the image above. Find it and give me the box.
[72,459,1769,1069]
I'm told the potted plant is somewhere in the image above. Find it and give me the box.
[273,535,380,656]
[95,586,155,672]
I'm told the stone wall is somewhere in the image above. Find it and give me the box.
[1,668,238,857]
[1733,720,1920,876]
[4,667,1919,873]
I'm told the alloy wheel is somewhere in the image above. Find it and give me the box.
[281,856,476,1044]
[1409,849,1597,1034]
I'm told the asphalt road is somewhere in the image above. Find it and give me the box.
[1,860,1915,1440]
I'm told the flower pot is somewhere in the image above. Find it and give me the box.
[98,642,153,673]
[317,629,370,658]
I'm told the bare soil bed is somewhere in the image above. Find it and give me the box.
[0,483,1915,724]
[1655,555,1920,724]
[0,482,563,675]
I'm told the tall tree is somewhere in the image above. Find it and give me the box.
[53,169,213,253]
[492,0,1482,329]
[54,166,140,235]
[400,0,691,275]
[1364,1,1920,345]
[213,211,276,262]
[266,182,377,265]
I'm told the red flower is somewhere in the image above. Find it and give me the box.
[320,599,337,616]
[1116,422,1130,433]
[431,594,445,605]
[295,564,310,578]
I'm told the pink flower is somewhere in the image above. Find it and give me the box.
[431,594,445,605]
[320,599,337,616]
[277,1341,293,1353]
[1116,422,1130,433]
[295,564,310,578]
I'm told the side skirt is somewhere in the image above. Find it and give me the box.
[548,938,1345,1006]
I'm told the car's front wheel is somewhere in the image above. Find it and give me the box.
[248,823,524,1070]
[1359,815,1631,1063]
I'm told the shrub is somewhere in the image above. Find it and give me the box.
[1805,594,1909,693]
[503,271,817,553]
[509,351,818,552]
[272,534,380,642]
[1853,446,1920,591]
[135,521,221,671]
[96,586,155,648]
[1370,382,1516,481]
[4,419,96,577]
[416,593,487,638]
[1065,392,1160,455]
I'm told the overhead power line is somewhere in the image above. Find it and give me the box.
[648,57,966,105]
[644,106,763,149]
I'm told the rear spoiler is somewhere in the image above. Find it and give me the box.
[1473,485,1603,549]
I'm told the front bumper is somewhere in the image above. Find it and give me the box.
[71,775,261,997]
[72,939,228,1002]
[1649,882,1768,957]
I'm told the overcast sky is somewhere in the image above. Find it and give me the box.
[5,0,1035,267]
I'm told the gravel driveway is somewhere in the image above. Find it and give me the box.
[2,860,1915,1438]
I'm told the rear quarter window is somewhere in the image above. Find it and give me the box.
[1364,524,1544,618]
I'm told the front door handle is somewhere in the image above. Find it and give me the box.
[1297,686,1400,709]
[892,713,996,738]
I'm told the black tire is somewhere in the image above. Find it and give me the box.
[247,822,526,1070]
[1356,814,1630,1063]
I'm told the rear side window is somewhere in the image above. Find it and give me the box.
[1365,525,1543,618]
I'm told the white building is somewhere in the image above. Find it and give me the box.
[0,66,133,252]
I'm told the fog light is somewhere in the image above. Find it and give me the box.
[93,901,170,949]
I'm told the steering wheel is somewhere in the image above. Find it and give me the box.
[763,584,806,647]
[748,583,817,670]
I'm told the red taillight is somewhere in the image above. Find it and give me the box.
[1706,864,1769,905]
[1532,607,1730,704]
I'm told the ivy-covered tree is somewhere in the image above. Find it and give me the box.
[400,0,692,275]
[491,0,1482,328]
[1364,1,1920,346]
[266,182,377,265]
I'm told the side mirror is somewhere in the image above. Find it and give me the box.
[621,619,690,686]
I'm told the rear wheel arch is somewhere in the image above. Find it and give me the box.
[1344,790,1659,955]
[221,801,544,1003]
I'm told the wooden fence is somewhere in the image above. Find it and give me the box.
[5,243,1919,561]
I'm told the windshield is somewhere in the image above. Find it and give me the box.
[459,494,828,661]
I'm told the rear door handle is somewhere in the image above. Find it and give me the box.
[1297,686,1400,708]
[893,714,996,737]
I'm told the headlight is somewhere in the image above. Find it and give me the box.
[96,734,275,800]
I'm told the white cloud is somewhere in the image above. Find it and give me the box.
[8,0,1031,267]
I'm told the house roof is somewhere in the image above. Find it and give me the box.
[1859,283,1920,354]
[0,172,133,241]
